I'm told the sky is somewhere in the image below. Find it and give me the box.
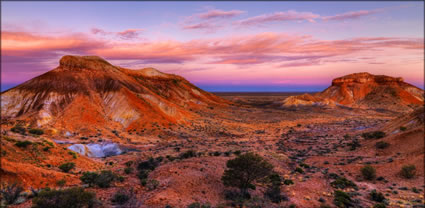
[1,1,424,92]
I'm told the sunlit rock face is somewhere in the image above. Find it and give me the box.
[1,55,227,132]
[282,72,424,112]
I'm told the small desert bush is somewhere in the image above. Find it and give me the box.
[187,202,211,208]
[283,179,294,185]
[80,170,117,188]
[29,128,44,135]
[111,189,129,205]
[59,162,75,173]
[400,165,416,179]
[32,187,96,208]
[361,131,385,139]
[179,150,197,159]
[330,177,357,189]
[124,167,133,174]
[333,190,353,208]
[15,140,32,148]
[373,203,386,208]
[361,165,376,180]
[0,183,24,205]
[399,126,407,131]
[11,124,26,135]
[369,189,386,202]
[295,167,304,174]
[375,141,389,149]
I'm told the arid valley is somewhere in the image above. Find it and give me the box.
[1,56,424,208]
[1,1,424,208]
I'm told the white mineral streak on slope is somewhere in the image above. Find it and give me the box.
[102,91,140,127]
[140,94,177,116]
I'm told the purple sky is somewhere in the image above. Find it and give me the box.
[2,1,424,91]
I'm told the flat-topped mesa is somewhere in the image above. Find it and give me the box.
[59,55,117,71]
[332,72,404,86]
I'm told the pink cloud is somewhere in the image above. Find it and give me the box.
[2,30,423,88]
[91,27,143,40]
[198,9,245,19]
[182,22,217,30]
[322,9,381,21]
[235,10,320,26]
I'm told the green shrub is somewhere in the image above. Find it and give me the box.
[56,179,66,187]
[234,150,241,155]
[373,203,386,208]
[15,140,32,148]
[80,170,117,188]
[347,139,361,151]
[59,162,75,173]
[0,183,24,205]
[29,128,44,135]
[111,190,129,205]
[68,151,78,159]
[95,170,117,188]
[32,187,96,208]
[222,152,273,195]
[399,126,407,131]
[11,125,26,135]
[179,150,197,159]
[295,167,304,174]
[400,165,416,179]
[333,190,353,208]
[375,141,389,149]
[330,177,357,189]
[187,202,211,208]
[283,179,294,185]
[361,165,376,180]
[299,163,310,169]
[369,189,386,202]
[361,131,385,139]
[80,172,99,187]
[138,158,160,171]
[264,173,287,203]
[124,167,133,174]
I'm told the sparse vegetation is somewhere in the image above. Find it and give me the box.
[361,165,376,180]
[59,162,75,173]
[330,177,357,189]
[124,167,133,174]
[399,126,407,131]
[11,124,26,135]
[32,187,96,208]
[222,152,273,196]
[400,165,416,179]
[0,183,24,205]
[111,189,130,205]
[29,128,44,135]
[373,203,386,208]
[375,141,389,149]
[15,140,32,148]
[68,151,78,159]
[80,170,117,188]
[369,189,386,202]
[333,190,353,208]
[187,202,211,208]
[264,173,287,203]
[361,131,385,139]
[295,167,304,174]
